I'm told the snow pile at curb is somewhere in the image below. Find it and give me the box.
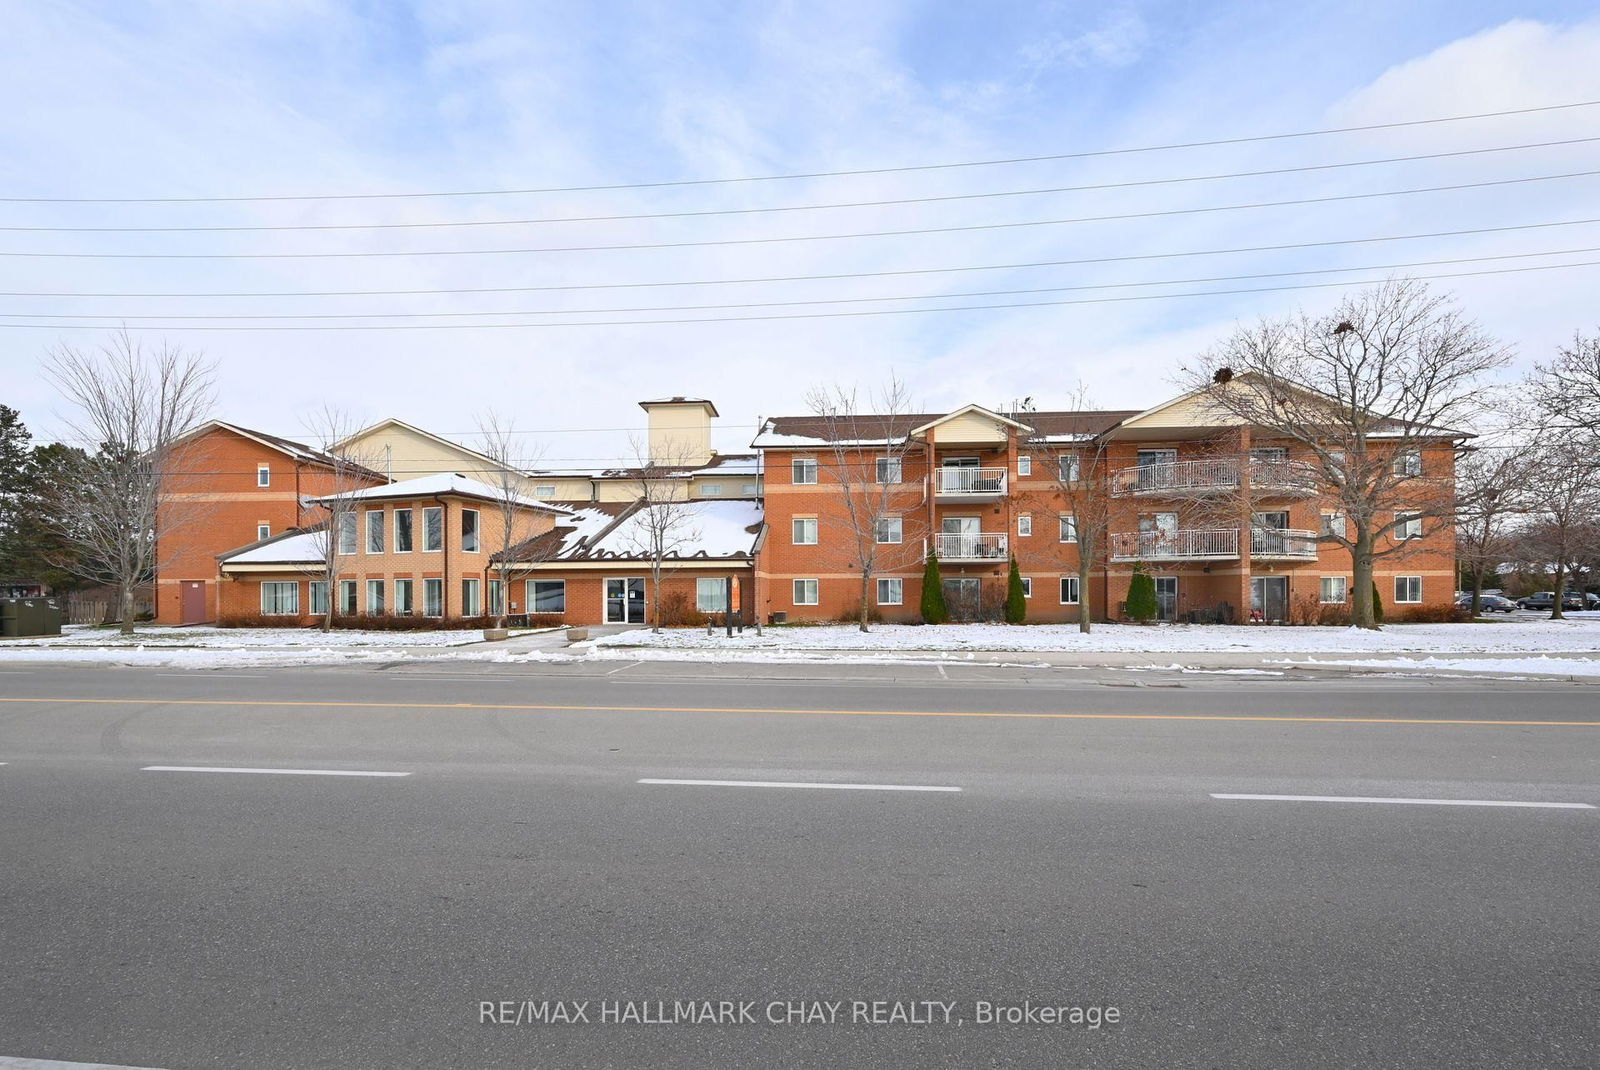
[1273,655,1600,677]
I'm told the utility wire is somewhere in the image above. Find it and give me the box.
[4,259,1595,330]
[4,99,1595,204]
[5,218,1597,298]
[5,137,1595,233]
[4,170,1596,260]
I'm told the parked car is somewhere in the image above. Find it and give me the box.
[1517,591,1585,611]
[1455,594,1517,614]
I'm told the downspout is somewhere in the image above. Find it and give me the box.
[435,495,450,621]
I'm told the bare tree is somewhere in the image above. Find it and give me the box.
[1531,330,1600,438]
[475,412,547,628]
[618,436,701,633]
[802,376,923,632]
[301,407,383,632]
[1453,444,1532,615]
[1519,434,1600,620]
[1182,278,1509,628]
[45,331,215,635]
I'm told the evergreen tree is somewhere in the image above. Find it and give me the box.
[1371,580,1384,626]
[920,553,948,624]
[0,405,34,578]
[1126,564,1158,623]
[1004,556,1026,624]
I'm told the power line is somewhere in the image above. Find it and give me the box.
[5,99,1596,204]
[6,258,1595,331]
[6,138,1595,233]
[12,246,1596,321]
[4,169,1595,260]
[6,218,1598,298]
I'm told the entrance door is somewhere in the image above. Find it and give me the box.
[180,581,207,624]
[1251,511,1290,555]
[1139,512,1178,555]
[941,516,980,559]
[942,577,982,622]
[1135,448,1178,491]
[1251,576,1288,622]
[605,578,646,624]
[1154,576,1178,621]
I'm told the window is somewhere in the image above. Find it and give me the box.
[876,577,903,605]
[792,517,818,545]
[394,509,413,553]
[366,510,385,554]
[1017,514,1033,538]
[1060,576,1080,604]
[488,580,503,616]
[260,581,299,616]
[793,579,819,605]
[534,485,556,499]
[462,578,480,616]
[256,523,270,542]
[530,579,566,613]
[876,457,902,484]
[256,464,270,487]
[1395,512,1423,540]
[461,509,480,553]
[698,482,724,497]
[423,578,443,617]
[1393,450,1423,477]
[1017,454,1032,476]
[1020,577,1032,599]
[1320,576,1348,604]
[1320,511,1347,539]
[394,578,414,616]
[309,581,328,616]
[1057,453,1081,482]
[741,482,758,495]
[696,577,729,613]
[367,579,385,614]
[423,507,443,552]
[338,579,357,615]
[1058,514,1077,543]
[792,458,818,485]
[336,512,357,556]
[1395,576,1422,604]
[875,516,902,544]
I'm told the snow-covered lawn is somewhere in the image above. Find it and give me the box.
[0,624,488,648]
[590,618,1600,656]
[1273,655,1600,678]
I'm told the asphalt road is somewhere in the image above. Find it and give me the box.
[0,662,1596,1069]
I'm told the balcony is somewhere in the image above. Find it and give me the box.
[932,466,1007,501]
[1110,457,1320,497]
[930,532,1009,562]
[1250,528,1319,559]
[1110,528,1239,562]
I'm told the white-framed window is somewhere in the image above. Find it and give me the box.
[793,578,819,605]
[696,577,729,613]
[336,512,358,556]
[1320,511,1347,539]
[1058,514,1078,543]
[876,457,902,484]
[741,482,758,495]
[875,516,902,544]
[394,509,413,553]
[530,579,566,614]
[1393,450,1423,477]
[423,578,443,617]
[1060,576,1080,604]
[1320,576,1348,604]
[338,579,358,615]
[698,482,724,497]
[534,485,556,499]
[366,509,385,554]
[462,578,481,616]
[1017,514,1033,537]
[1020,577,1032,599]
[877,577,903,605]
[367,579,385,614]
[792,517,818,545]
[1394,576,1423,604]
[394,578,414,616]
[423,507,443,552]
[260,581,299,616]
[309,581,328,616]
[1017,454,1032,477]
[1057,453,1081,482]
[792,458,818,485]
[256,464,270,487]
[461,509,480,553]
[1395,512,1423,540]
[256,523,271,542]
[488,579,503,616]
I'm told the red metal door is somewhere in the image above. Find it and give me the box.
[180,581,207,624]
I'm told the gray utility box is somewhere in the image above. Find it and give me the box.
[0,597,65,638]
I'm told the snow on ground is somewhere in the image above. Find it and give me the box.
[1272,655,1600,678]
[590,619,1600,656]
[1,625,487,649]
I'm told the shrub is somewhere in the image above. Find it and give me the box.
[217,613,308,629]
[1372,580,1384,626]
[524,613,566,628]
[920,554,948,624]
[656,589,708,627]
[1125,565,1158,623]
[1392,605,1470,624]
[833,601,883,625]
[1004,557,1026,624]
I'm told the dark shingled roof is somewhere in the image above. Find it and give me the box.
[758,409,1138,445]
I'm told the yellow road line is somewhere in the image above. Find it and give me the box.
[0,696,1595,727]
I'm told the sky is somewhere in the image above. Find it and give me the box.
[2,1,1598,470]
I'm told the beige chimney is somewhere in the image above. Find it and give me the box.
[638,397,718,467]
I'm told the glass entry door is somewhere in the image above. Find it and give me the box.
[1155,576,1178,621]
[942,577,983,622]
[1251,576,1288,622]
[605,578,646,624]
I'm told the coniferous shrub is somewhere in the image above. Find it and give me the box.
[1004,557,1027,624]
[1125,565,1158,623]
[920,554,948,624]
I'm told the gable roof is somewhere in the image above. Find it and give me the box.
[335,417,510,473]
[218,525,324,565]
[496,499,763,564]
[308,472,571,512]
[753,408,1132,448]
[177,420,385,478]
[907,404,1033,436]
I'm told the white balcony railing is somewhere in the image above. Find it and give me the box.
[1110,457,1320,496]
[1249,528,1319,559]
[931,532,1009,561]
[1110,528,1240,561]
[1249,459,1320,494]
[933,467,1007,496]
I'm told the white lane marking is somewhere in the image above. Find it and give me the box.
[1210,793,1593,810]
[141,766,410,778]
[639,778,961,793]
[605,660,643,675]
[936,664,948,679]
[156,673,266,679]
[0,1056,172,1069]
